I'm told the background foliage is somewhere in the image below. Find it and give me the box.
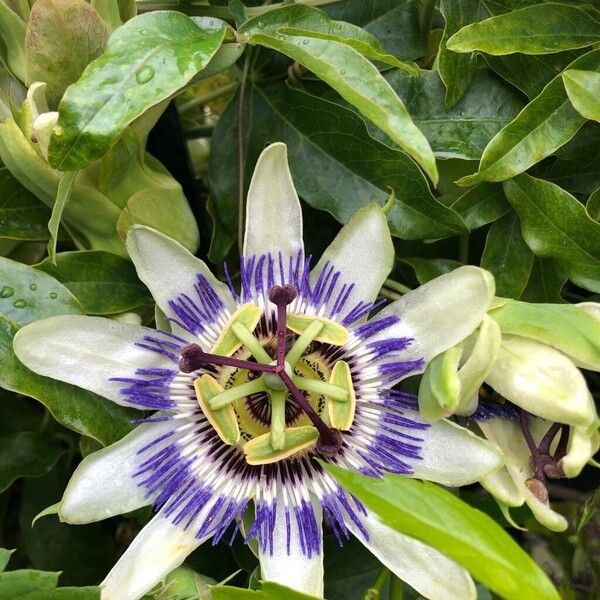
[0,0,599,598]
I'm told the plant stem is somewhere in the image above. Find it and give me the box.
[459,233,469,264]
[389,574,404,600]
[179,81,239,115]
[237,48,252,255]
[384,278,412,295]
[363,566,390,599]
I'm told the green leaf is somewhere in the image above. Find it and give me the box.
[48,11,228,170]
[490,299,600,370]
[0,257,82,326]
[520,258,566,303]
[239,6,438,183]
[378,68,523,160]
[588,187,600,222]
[0,317,136,445]
[0,0,27,81]
[447,3,600,56]
[439,0,481,107]
[449,182,511,230]
[503,174,600,292]
[24,0,110,109]
[324,463,561,600]
[36,251,152,315]
[325,0,427,61]
[212,582,318,600]
[0,432,62,493]
[209,81,465,261]
[484,50,584,99]
[0,545,100,598]
[47,171,76,264]
[0,167,55,241]
[398,257,462,284]
[480,210,533,298]
[458,47,600,185]
[544,152,600,196]
[562,69,600,122]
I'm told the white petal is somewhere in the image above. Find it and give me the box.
[347,511,475,600]
[60,419,174,523]
[560,424,600,478]
[409,415,503,486]
[479,417,568,532]
[375,266,495,365]
[243,143,304,262]
[101,512,207,600]
[486,335,596,427]
[480,466,525,507]
[311,205,393,311]
[126,226,236,329]
[13,315,174,406]
[258,492,324,599]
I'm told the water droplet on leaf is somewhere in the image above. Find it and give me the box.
[0,286,14,298]
[136,66,155,84]
[13,299,27,308]
[302,39,309,45]
[30,283,37,291]
[49,292,58,299]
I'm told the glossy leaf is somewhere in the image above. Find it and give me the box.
[544,152,600,196]
[588,187,600,222]
[209,82,466,261]
[239,6,438,183]
[325,463,561,600]
[36,251,152,315]
[439,0,481,107]
[47,171,76,264]
[213,582,318,600]
[0,167,54,241]
[563,69,600,122]
[484,50,584,99]
[379,68,523,160]
[0,316,136,446]
[48,12,228,170]
[447,4,600,56]
[24,0,110,109]
[503,174,600,292]
[398,257,462,284]
[449,182,510,230]
[0,432,62,493]
[325,0,426,61]
[459,47,600,185]
[520,258,566,303]
[481,210,533,298]
[0,257,82,326]
[490,299,600,370]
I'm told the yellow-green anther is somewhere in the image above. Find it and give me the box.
[210,303,261,356]
[285,319,324,366]
[243,426,319,465]
[286,313,349,347]
[208,377,266,410]
[328,360,356,430]
[194,375,240,445]
[231,321,272,363]
[293,376,348,401]
[269,389,287,450]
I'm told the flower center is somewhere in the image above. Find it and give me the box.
[179,285,356,464]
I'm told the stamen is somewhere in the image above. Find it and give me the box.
[179,343,276,374]
[278,369,344,457]
[208,378,267,411]
[268,284,297,367]
[294,376,349,401]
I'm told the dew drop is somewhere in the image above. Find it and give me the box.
[136,66,155,84]
[0,285,14,298]
[140,29,151,36]
[13,299,27,308]
[340,69,346,75]
[49,292,58,299]
[302,39,309,45]
[208,19,214,26]
[29,283,37,291]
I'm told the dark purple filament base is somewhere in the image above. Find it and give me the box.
[519,410,569,486]
[179,284,344,456]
